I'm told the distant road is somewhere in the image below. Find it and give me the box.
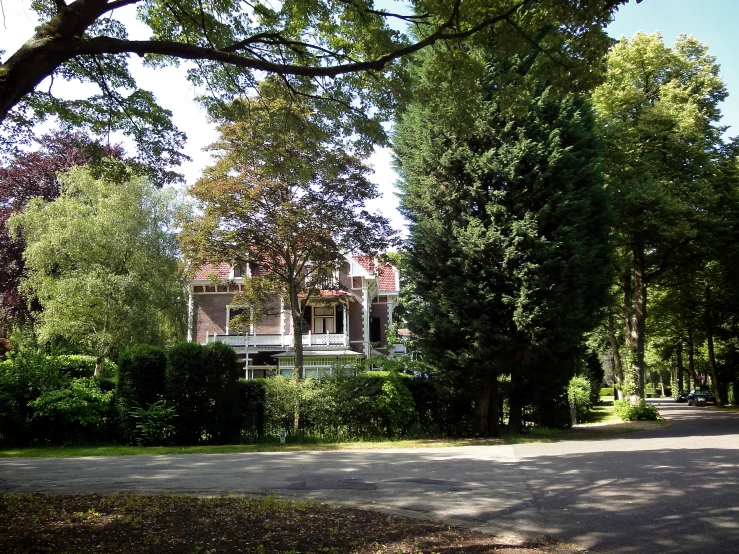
[2,400,738,553]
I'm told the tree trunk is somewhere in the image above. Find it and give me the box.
[676,342,684,393]
[631,243,647,399]
[94,356,105,377]
[288,282,304,433]
[474,368,499,436]
[508,370,524,433]
[508,392,524,433]
[687,325,698,388]
[607,313,624,400]
[705,284,723,407]
[289,283,304,380]
[488,369,500,437]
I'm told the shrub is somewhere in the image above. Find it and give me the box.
[0,351,65,445]
[29,378,115,444]
[129,400,177,446]
[53,355,118,379]
[599,387,614,398]
[376,371,416,436]
[568,376,592,423]
[117,345,167,441]
[614,399,660,421]
[166,342,208,444]
[203,342,241,444]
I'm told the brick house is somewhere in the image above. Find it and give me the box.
[187,254,400,378]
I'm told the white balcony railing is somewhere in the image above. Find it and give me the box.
[206,332,348,348]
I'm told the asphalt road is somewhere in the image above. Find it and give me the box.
[2,400,738,553]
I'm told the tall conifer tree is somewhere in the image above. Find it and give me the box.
[396,55,613,433]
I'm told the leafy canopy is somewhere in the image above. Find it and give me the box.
[8,166,187,360]
[2,0,629,175]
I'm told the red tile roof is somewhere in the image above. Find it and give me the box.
[378,262,398,292]
[353,255,375,273]
[193,262,231,281]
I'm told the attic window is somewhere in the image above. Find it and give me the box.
[233,263,247,278]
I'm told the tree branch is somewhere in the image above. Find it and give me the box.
[80,0,533,78]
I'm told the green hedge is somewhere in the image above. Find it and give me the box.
[599,387,614,397]
[117,345,167,442]
[239,372,440,443]
[54,355,118,379]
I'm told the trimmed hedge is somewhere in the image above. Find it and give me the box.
[117,345,167,441]
[599,387,614,397]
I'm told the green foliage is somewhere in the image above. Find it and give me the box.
[568,376,592,423]
[129,400,177,446]
[2,0,627,175]
[179,86,397,376]
[592,32,737,399]
[613,400,660,421]
[239,370,452,443]
[376,372,417,436]
[29,378,115,444]
[8,167,187,361]
[203,342,241,444]
[599,387,614,398]
[0,335,66,445]
[396,53,613,433]
[165,342,208,444]
[52,355,118,380]
[117,345,167,441]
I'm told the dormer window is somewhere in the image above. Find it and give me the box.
[233,262,247,278]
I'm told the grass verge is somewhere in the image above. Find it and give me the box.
[0,402,667,458]
[0,492,584,553]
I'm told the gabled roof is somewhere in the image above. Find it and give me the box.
[352,255,375,274]
[377,262,398,293]
[193,262,231,281]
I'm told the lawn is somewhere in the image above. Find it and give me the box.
[0,492,584,553]
[0,406,667,458]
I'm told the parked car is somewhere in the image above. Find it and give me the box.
[688,388,715,406]
[676,390,690,403]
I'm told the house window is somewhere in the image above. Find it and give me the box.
[228,307,249,334]
[313,306,335,334]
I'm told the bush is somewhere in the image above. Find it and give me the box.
[129,399,177,446]
[53,355,118,379]
[203,342,241,444]
[29,378,116,444]
[117,345,167,441]
[599,387,614,398]
[568,376,591,423]
[166,342,208,444]
[0,351,65,445]
[614,399,660,421]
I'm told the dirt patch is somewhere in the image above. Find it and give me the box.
[0,493,587,553]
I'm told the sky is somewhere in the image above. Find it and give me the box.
[1,0,738,233]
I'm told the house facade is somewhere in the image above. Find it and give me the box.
[187,254,400,378]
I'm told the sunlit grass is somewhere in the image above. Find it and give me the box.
[0,401,667,458]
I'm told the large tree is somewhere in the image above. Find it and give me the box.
[592,32,736,399]
[179,82,396,378]
[395,42,613,434]
[0,131,123,332]
[8,166,187,371]
[1,1,629,169]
